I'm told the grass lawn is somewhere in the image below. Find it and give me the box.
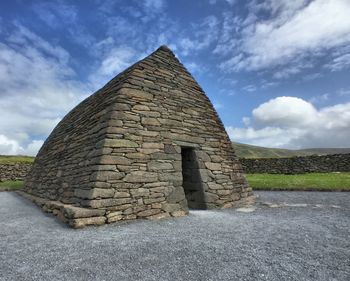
[246,172,350,191]
[1,173,350,192]
[0,180,24,191]
[0,155,35,164]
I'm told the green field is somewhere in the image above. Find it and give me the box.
[0,155,35,164]
[246,172,350,191]
[1,173,349,192]
[232,142,350,158]
[0,180,24,191]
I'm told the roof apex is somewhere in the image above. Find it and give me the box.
[154,45,175,55]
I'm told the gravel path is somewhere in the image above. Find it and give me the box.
[1,191,349,281]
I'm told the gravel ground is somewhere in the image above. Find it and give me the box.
[0,191,349,281]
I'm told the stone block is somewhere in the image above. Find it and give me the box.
[70,217,106,228]
[147,212,171,220]
[124,171,158,182]
[147,161,173,171]
[159,172,182,185]
[143,197,165,204]
[132,104,150,111]
[103,139,139,148]
[90,171,125,181]
[126,153,150,160]
[83,197,133,208]
[207,182,223,190]
[130,188,150,197]
[171,210,187,217]
[74,188,115,199]
[167,186,186,203]
[141,117,160,126]
[64,206,105,219]
[137,208,161,217]
[142,142,164,149]
[205,162,221,171]
[120,88,153,101]
[162,203,182,213]
[99,156,132,165]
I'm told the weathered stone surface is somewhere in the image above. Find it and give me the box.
[22,45,252,228]
[205,162,221,171]
[167,186,186,203]
[124,171,158,182]
[130,188,149,197]
[101,139,139,148]
[99,156,132,165]
[137,208,161,217]
[70,217,106,228]
[171,210,187,217]
[0,164,32,182]
[126,153,150,160]
[162,203,182,213]
[132,104,150,111]
[90,171,125,181]
[240,154,350,174]
[64,205,106,219]
[119,88,153,101]
[83,198,133,208]
[142,143,164,149]
[159,172,182,185]
[141,117,160,126]
[147,161,173,171]
[74,188,115,199]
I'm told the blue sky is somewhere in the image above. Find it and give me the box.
[0,0,350,155]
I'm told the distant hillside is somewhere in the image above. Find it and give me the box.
[1,143,350,163]
[232,142,350,159]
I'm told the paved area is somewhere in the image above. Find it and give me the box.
[0,191,349,281]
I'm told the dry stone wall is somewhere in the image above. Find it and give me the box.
[0,164,32,182]
[23,46,253,228]
[240,154,350,174]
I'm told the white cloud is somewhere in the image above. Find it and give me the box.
[89,45,139,90]
[143,0,165,12]
[225,0,236,6]
[0,135,22,155]
[213,101,224,109]
[178,16,219,56]
[227,96,350,149]
[99,47,136,77]
[218,0,350,75]
[0,24,88,156]
[32,1,77,28]
[242,84,257,92]
[309,93,329,104]
[325,53,350,72]
[0,135,44,156]
[302,73,323,81]
[337,88,350,96]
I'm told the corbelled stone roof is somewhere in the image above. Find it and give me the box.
[23,45,253,228]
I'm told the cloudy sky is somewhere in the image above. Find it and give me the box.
[0,0,350,155]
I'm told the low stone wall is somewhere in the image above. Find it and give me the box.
[1,154,349,182]
[0,164,32,182]
[240,154,350,174]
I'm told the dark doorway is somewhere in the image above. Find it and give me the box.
[181,147,207,209]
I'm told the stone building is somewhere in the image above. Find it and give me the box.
[22,46,253,228]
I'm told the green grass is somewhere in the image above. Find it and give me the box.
[246,172,350,191]
[0,180,24,191]
[232,142,350,158]
[0,155,35,164]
